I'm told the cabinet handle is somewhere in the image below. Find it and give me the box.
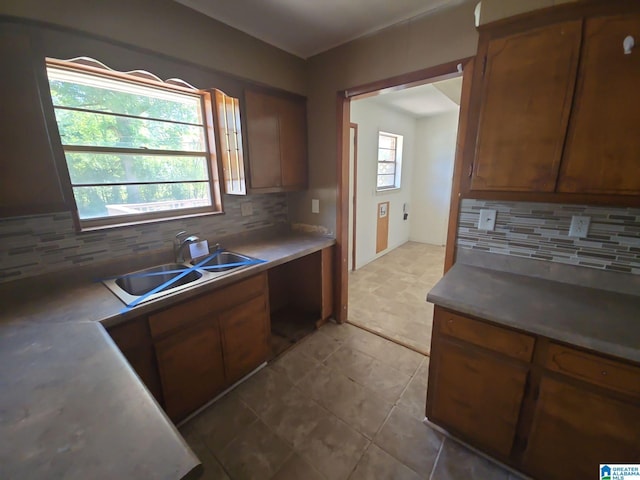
[624,36,635,55]
[601,370,608,376]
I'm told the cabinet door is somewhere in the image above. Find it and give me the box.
[428,339,528,457]
[558,14,640,195]
[279,97,307,188]
[108,317,163,404]
[522,377,640,480]
[0,25,67,216]
[244,90,282,189]
[155,320,225,422]
[471,21,582,192]
[219,295,270,384]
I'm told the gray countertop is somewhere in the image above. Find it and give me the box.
[427,255,640,364]
[0,231,335,480]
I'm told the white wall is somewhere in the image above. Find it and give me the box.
[410,111,459,246]
[350,100,416,269]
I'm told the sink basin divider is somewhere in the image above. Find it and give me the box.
[119,250,222,313]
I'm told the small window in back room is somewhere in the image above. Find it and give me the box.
[45,58,222,230]
[377,131,403,191]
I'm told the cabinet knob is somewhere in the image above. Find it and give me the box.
[624,36,635,55]
[601,370,608,376]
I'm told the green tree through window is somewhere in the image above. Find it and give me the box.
[46,60,220,226]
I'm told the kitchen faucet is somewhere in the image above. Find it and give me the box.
[174,231,200,263]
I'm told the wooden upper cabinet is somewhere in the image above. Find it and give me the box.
[0,25,68,217]
[279,97,308,188]
[471,21,582,192]
[244,89,308,192]
[558,14,640,195]
[245,90,282,189]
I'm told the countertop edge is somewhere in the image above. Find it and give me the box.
[426,264,640,365]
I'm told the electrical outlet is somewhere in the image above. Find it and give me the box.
[240,202,253,217]
[311,199,320,214]
[478,209,497,231]
[569,215,590,238]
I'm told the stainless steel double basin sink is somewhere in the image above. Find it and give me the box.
[103,251,259,306]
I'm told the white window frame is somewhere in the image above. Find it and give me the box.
[376,131,403,192]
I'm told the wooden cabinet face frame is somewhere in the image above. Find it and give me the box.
[459,1,640,207]
[243,87,308,193]
[427,306,640,479]
[0,23,73,218]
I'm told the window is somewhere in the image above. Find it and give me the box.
[377,131,403,191]
[46,59,221,229]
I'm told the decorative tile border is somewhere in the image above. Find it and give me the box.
[457,199,640,275]
[0,194,288,282]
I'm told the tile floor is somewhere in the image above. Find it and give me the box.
[180,322,523,480]
[348,242,446,354]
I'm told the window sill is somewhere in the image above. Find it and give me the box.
[76,209,224,233]
[376,187,402,195]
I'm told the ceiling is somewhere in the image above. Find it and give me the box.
[369,76,462,118]
[174,0,461,58]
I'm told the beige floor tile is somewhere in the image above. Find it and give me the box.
[296,415,369,480]
[297,363,393,438]
[430,438,510,480]
[349,443,422,480]
[318,321,361,342]
[234,367,293,415]
[186,391,257,454]
[259,384,330,449]
[271,453,326,480]
[342,327,425,376]
[348,242,445,353]
[325,345,412,402]
[398,357,429,420]
[178,424,231,480]
[217,419,291,480]
[271,344,320,384]
[374,405,443,476]
[296,329,343,362]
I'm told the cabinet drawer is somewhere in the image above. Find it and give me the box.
[436,308,535,362]
[149,273,267,338]
[544,343,640,398]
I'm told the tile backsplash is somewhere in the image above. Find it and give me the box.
[457,199,640,275]
[0,194,288,282]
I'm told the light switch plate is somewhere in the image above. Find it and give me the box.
[569,215,590,238]
[311,199,320,214]
[478,209,497,231]
[241,202,253,217]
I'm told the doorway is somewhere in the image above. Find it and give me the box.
[336,58,474,355]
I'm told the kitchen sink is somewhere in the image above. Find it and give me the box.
[115,263,203,296]
[103,249,262,307]
[190,251,255,271]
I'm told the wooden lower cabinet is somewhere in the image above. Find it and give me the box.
[155,320,226,422]
[428,339,528,457]
[142,272,270,423]
[219,295,269,384]
[521,377,640,480]
[107,316,163,404]
[428,306,640,479]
